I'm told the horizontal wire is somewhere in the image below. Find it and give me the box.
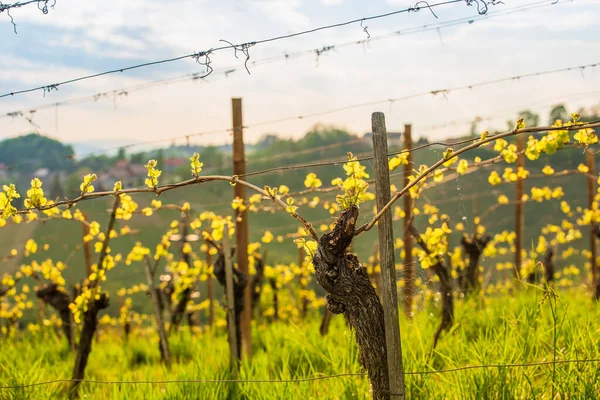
[70,60,600,160]
[243,61,600,130]
[0,0,564,122]
[239,132,517,178]
[8,121,600,218]
[0,0,42,12]
[1,358,597,390]
[419,89,600,133]
[270,153,589,237]
[3,0,579,159]
[0,0,477,99]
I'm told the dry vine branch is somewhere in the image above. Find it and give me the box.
[542,248,555,284]
[459,234,491,296]
[36,284,74,349]
[13,175,318,240]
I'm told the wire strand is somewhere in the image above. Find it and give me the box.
[1,358,597,390]
[242,62,600,129]
[0,0,493,99]
[55,60,600,160]
[9,121,600,218]
[0,0,566,121]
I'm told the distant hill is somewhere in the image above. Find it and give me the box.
[0,133,75,173]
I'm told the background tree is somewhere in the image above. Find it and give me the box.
[49,175,65,201]
[549,104,569,125]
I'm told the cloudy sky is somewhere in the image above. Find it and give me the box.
[1,0,599,155]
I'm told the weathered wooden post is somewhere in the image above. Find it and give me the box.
[222,233,239,374]
[515,135,525,280]
[403,124,414,318]
[372,112,406,399]
[232,97,252,358]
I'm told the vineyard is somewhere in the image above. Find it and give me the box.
[2,1,600,399]
[1,108,600,399]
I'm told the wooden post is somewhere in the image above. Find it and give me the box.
[372,112,406,399]
[403,124,414,318]
[232,97,252,358]
[143,256,171,367]
[222,233,239,374]
[207,252,215,328]
[515,135,525,280]
[587,151,599,299]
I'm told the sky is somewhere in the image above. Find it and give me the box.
[1,0,599,156]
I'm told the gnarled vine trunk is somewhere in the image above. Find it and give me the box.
[460,235,491,296]
[69,294,109,398]
[542,248,555,284]
[251,257,265,311]
[36,283,75,349]
[268,277,279,322]
[214,249,247,360]
[431,262,453,348]
[407,223,454,349]
[170,287,192,332]
[312,206,389,400]
[319,309,333,336]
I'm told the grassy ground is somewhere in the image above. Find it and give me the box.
[1,287,599,399]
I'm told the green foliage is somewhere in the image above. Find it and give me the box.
[0,134,74,173]
[76,155,115,174]
[549,105,569,126]
[48,175,65,201]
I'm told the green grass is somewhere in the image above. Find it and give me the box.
[1,287,599,399]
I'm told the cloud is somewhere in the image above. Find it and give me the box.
[250,0,310,29]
